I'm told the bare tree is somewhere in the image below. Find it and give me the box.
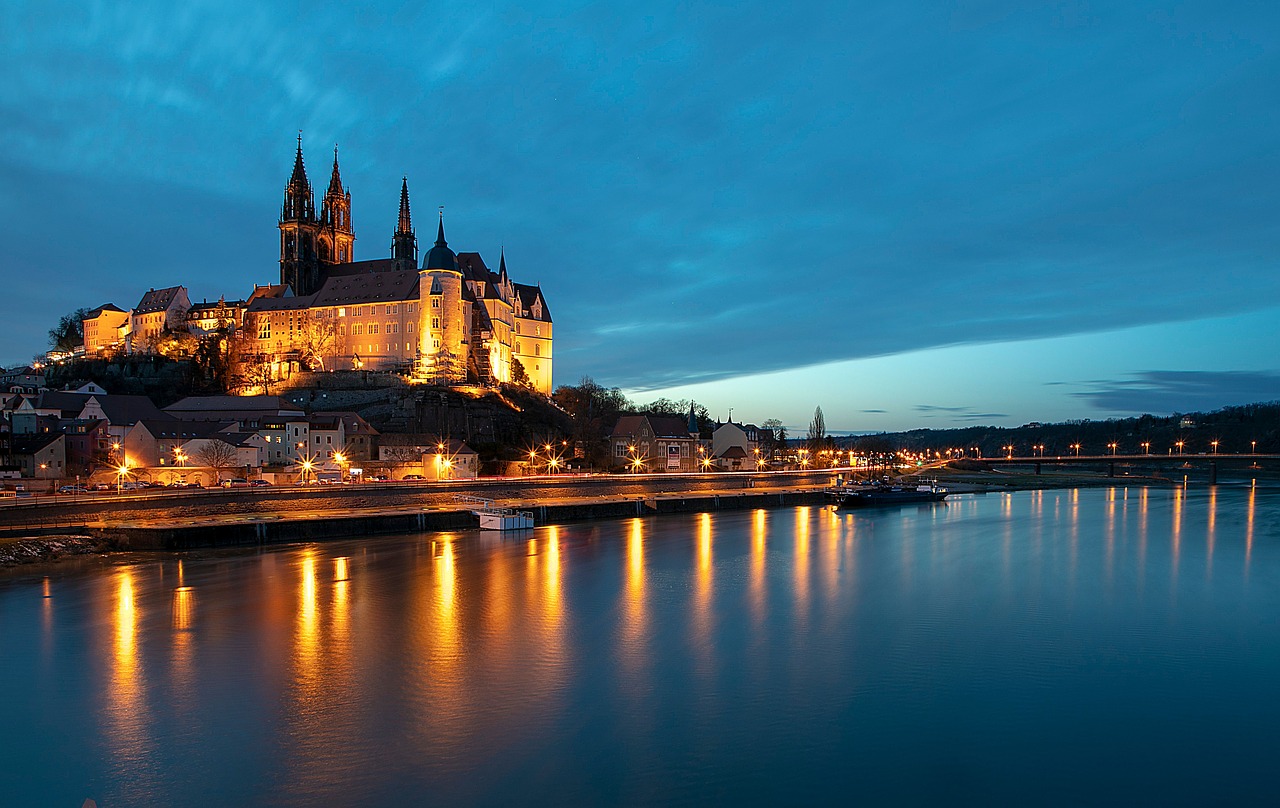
[193,440,240,482]
[297,313,338,371]
[382,445,425,463]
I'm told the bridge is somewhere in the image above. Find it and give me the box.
[977,453,1280,483]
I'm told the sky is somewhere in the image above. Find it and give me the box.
[3,1,1279,433]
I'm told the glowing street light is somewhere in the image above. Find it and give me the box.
[1141,442,1150,455]
[1211,440,1219,454]
[1071,443,1081,457]
[1108,442,1117,455]
[1005,445,1014,459]
[1176,440,1184,455]
[1252,440,1258,454]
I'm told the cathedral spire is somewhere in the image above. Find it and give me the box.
[326,144,344,197]
[498,247,508,279]
[289,132,309,190]
[398,177,413,234]
[435,210,447,246]
[391,177,417,265]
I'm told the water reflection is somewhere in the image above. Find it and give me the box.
[105,568,152,795]
[10,487,1280,805]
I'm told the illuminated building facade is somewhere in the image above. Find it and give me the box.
[247,139,553,393]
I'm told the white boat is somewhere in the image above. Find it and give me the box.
[456,494,535,530]
[475,509,535,530]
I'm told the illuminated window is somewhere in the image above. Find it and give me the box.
[369,324,380,335]
[432,298,440,308]
[432,318,440,329]
[258,320,270,340]
[535,344,540,356]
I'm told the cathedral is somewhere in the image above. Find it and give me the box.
[244,138,553,394]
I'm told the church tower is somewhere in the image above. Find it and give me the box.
[391,177,417,269]
[318,145,355,265]
[279,135,322,295]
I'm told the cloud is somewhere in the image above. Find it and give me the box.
[3,0,1280,390]
[1074,370,1280,414]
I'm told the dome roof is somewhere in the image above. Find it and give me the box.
[422,216,459,271]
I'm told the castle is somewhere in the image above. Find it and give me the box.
[243,138,553,393]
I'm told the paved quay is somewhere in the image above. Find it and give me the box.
[0,471,840,549]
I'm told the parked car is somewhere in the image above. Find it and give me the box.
[57,485,89,494]
[249,479,270,487]
[402,474,424,480]
[222,478,251,488]
[366,474,390,482]
[89,482,112,491]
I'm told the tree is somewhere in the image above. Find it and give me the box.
[762,418,786,459]
[510,356,533,388]
[193,440,239,482]
[807,406,830,465]
[297,313,338,371]
[49,308,93,352]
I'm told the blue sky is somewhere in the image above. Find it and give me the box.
[3,1,1279,432]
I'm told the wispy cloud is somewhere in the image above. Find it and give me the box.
[1074,371,1280,414]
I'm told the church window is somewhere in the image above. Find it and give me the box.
[515,322,520,334]
[515,341,521,353]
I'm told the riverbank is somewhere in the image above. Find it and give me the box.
[0,534,119,568]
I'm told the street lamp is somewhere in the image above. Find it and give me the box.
[1211,440,1219,455]
[1108,442,1117,456]
[1141,442,1150,455]
[1071,443,1080,457]
[1252,440,1257,454]
[1176,440,1184,455]
[1005,445,1013,459]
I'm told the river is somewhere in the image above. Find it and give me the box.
[2,483,1278,806]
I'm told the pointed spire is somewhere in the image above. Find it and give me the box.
[326,143,344,196]
[289,131,309,189]
[397,177,413,234]
[435,210,447,246]
[498,247,508,279]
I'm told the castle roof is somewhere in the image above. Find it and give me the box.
[422,216,459,272]
[312,269,420,306]
[134,286,185,314]
[513,283,552,323]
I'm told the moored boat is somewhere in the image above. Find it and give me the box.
[826,481,949,508]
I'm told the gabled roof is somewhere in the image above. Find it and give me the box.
[166,395,305,418]
[328,258,402,276]
[246,294,316,313]
[10,433,63,454]
[87,395,171,426]
[308,411,379,435]
[247,285,292,303]
[85,303,126,318]
[135,419,231,440]
[312,269,420,306]
[610,414,694,440]
[718,446,749,460]
[513,283,552,323]
[135,286,186,314]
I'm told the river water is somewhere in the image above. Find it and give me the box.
[3,483,1279,806]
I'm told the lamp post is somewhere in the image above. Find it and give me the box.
[1071,443,1080,457]
[1141,442,1150,455]
[1211,440,1219,455]
[1005,445,1013,459]
[1176,440,1184,455]
[1252,440,1257,454]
